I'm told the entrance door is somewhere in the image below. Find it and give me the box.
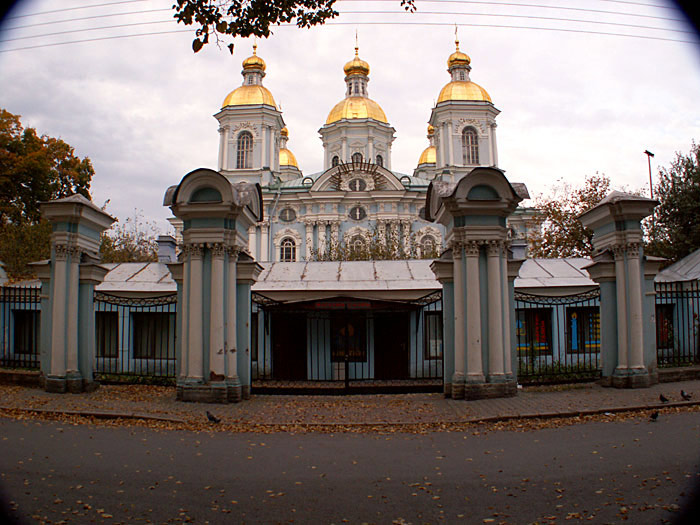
[271,313,307,380]
[374,312,410,380]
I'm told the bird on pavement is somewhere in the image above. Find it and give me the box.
[206,411,221,424]
[659,393,669,403]
[681,390,692,401]
[649,411,659,422]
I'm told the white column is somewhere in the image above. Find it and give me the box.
[180,256,190,378]
[210,244,225,376]
[401,220,411,256]
[487,241,505,379]
[438,126,445,168]
[261,125,268,169]
[226,248,239,380]
[330,222,340,248]
[614,246,628,371]
[187,245,204,380]
[491,122,498,167]
[465,242,484,382]
[260,224,269,262]
[445,122,453,166]
[305,222,313,260]
[627,243,645,370]
[50,246,68,376]
[66,248,79,372]
[452,243,466,396]
[500,246,512,376]
[218,127,226,171]
[368,138,374,161]
[318,221,327,255]
[248,225,257,259]
[487,123,494,166]
[341,137,347,162]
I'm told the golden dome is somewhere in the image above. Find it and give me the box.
[427,124,435,136]
[326,96,387,124]
[448,39,471,68]
[279,148,298,168]
[418,145,436,165]
[242,44,266,71]
[222,85,277,108]
[343,47,370,77]
[437,81,492,104]
[280,127,289,137]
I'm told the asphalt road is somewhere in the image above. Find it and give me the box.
[1,412,699,524]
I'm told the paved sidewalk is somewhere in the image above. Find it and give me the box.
[1,379,699,428]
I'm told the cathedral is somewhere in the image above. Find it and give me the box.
[170,38,533,262]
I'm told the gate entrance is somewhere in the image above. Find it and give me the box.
[271,312,307,380]
[374,312,410,379]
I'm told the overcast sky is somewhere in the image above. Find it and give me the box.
[1,0,698,233]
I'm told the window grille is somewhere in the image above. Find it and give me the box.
[132,312,175,360]
[236,131,253,169]
[280,238,296,262]
[462,127,479,165]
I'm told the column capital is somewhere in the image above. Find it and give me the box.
[464,241,480,257]
[184,243,204,259]
[260,223,269,233]
[450,240,463,257]
[486,240,503,257]
[612,244,626,259]
[626,242,642,258]
[227,246,240,261]
[209,243,227,258]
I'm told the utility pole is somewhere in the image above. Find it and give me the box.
[644,150,655,199]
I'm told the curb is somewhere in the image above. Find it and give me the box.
[2,400,697,428]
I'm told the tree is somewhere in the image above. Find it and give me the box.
[173,0,416,53]
[0,109,94,280]
[646,141,700,263]
[527,175,612,258]
[99,211,160,263]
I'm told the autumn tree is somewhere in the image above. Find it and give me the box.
[0,108,94,280]
[646,141,700,263]
[99,211,160,263]
[173,0,415,52]
[527,175,612,258]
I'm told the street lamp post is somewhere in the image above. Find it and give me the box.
[644,150,655,199]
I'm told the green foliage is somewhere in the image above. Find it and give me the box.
[646,141,700,264]
[173,0,416,53]
[100,211,160,263]
[0,108,93,279]
[527,175,611,258]
[309,225,440,261]
[0,221,51,281]
[0,108,93,224]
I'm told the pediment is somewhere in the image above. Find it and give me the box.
[311,162,405,192]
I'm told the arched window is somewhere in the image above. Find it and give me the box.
[350,235,365,255]
[462,127,479,165]
[280,238,296,262]
[375,154,383,167]
[332,155,340,167]
[236,131,253,169]
[352,152,363,164]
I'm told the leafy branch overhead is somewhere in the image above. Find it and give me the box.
[172,0,416,53]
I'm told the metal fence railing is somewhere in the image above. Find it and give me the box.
[93,292,177,383]
[0,285,41,370]
[655,281,700,367]
[515,289,601,385]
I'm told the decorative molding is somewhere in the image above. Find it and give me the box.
[457,118,486,136]
[273,227,303,246]
[184,244,204,259]
[209,243,227,258]
[230,122,259,138]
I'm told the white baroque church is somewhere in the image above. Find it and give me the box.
[169,39,533,262]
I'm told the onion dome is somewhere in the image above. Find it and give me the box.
[437,82,491,103]
[242,43,266,71]
[326,97,387,124]
[418,124,436,165]
[343,46,370,76]
[279,127,298,168]
[447,41,471,69]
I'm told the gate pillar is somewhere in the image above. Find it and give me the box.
[579,191,662,388]
[164,169,263,403]
[36,195,115,393]
[427,168,524,399]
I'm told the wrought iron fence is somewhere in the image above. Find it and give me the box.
[251,292,443,391]
[655,281,700,367]
[93,292,177,383]
[515,289,601,384]
[0,285,41,370]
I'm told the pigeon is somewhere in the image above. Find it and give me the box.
[659,393,669,404]
[649,411,659,422]
[681,390,692,401]
[206,411,221,424]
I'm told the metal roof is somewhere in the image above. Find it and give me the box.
[96,262,176,293]
[656,248,700,282]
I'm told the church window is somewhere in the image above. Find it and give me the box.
[421,235,436,257]
[332,155,340,167]
[279,208,296,222]
[349,206,366,221]
[248,75,254,85]
[236,131,253,169]
[348,178,366,192]
[352,152,363,164]
[375,155,383,167]
[462,127,479,165]
[350,235,365,255]
[280,238,296,262]
[459,70,465,81]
